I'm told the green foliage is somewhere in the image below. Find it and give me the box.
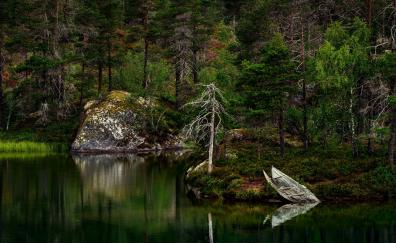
[389,95,396,108]
[15,55,59,73]
[116,51,172,97]
[378,52,396,79]
[315,183,362,199]
[239,33,298,123]
[360,166,396,197]
[314,18,370,90]
[237,0,270,60]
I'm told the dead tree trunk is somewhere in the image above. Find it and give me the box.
[208,103,215,173]
[184,84,227,174]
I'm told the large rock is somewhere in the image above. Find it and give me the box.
[71,91,184,153]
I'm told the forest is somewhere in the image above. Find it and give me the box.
[1,0,396,199]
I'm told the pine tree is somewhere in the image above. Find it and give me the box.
[240,33,298,157]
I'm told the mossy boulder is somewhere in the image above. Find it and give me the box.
[72,90,184,153]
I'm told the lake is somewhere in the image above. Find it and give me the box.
[0,153,395,243]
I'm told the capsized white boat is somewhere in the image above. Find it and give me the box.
[263,166,320,203]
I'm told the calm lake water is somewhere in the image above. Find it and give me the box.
[0,153,395,243]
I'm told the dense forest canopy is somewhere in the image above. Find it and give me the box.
[1,0,396,163]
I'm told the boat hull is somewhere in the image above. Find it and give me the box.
[263,166,320,204]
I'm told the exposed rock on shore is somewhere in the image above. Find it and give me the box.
[72,91,184,153]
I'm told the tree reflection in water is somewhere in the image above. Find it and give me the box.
[0,155,396,243]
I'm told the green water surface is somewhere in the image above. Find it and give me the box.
[0,153,395,243]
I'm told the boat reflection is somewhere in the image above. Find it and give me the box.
[264,203,319,228]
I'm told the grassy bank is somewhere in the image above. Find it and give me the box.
[186,128,395,202]
[0,116,78,153]
[0,141,68,153]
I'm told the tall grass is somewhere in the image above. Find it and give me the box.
[0,141,68,153]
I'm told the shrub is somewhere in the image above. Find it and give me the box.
[235,189,262,201]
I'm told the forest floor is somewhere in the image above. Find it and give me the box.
[185,128,396,203]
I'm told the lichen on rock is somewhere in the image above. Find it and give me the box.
[72,90,184,153]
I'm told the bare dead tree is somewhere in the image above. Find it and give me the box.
[183,83,227,173]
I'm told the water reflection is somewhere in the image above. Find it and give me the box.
[0,155,396,243]
[264,203,319,228]
[72,153,184,225]
[208,212,214,243]
[73,154,145,200]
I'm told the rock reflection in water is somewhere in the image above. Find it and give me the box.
[264,203,319,228]
[73,154,145,200]
[71,153,184,223]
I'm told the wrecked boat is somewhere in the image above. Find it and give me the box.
[263,166,320,203]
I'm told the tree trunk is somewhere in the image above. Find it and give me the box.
[302,80,308,149]
[366,0,372,27]
[388,77,396,167]
[367,92,374,154]
[98,62,103,94]
[143,1,149,89]
[0,44,4,129]
[107,38,112,92]
[356,78,364,134]
[388,117,395,166]
[192,49,198,84]
[389,6,396,165]
[80,63,85,107]
[143,38,149,89]
[175,62,181,110]
[350,88,358,157]
[279,106,285,157]
[301,25,308,150]
[367,134,373,155]
[208,104,215,173]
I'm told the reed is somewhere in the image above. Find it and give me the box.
[0,141,68,153]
